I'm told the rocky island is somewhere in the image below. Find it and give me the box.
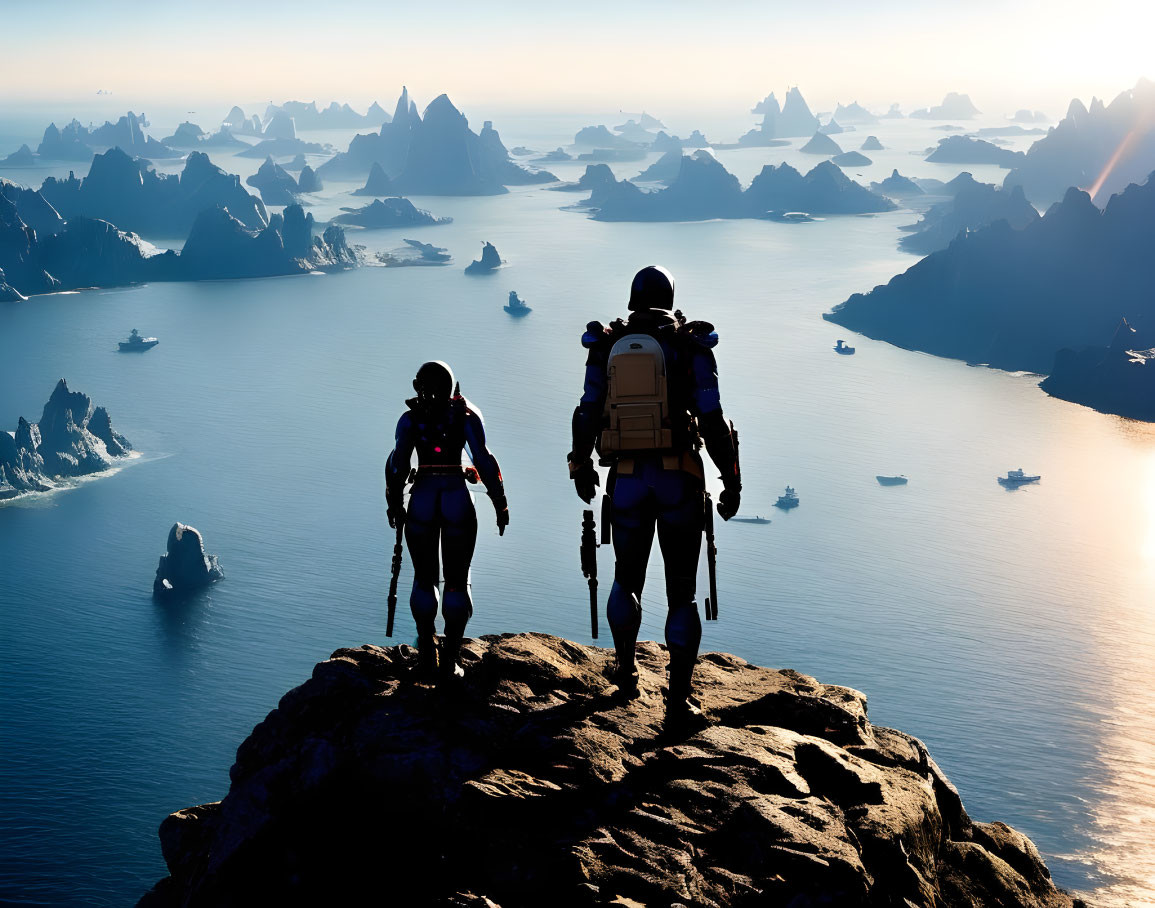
[585,152,894,221]
[825,172,1155,383]
[926,136,1024,168]
[153,523,224,597]
[465,241,503,274]
[40,148,268,238]
[331,197,450,229]
[136,633,1082,908]
[317,88,556,193]
[898,178,1039,255]
[0,380,133,501]
[739,87,820,145]
[1,179,358,297]
[910,92,981,120]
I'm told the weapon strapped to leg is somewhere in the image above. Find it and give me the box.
[386,519,405,637]
[580,509,599,639]
[704,491,719,621]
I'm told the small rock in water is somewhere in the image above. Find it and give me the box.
[153,523,224,597]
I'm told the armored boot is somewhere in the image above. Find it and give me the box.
[664,651,704,731]
[439,633,466,683]
[607,584,642,696]
[415,633,438,679]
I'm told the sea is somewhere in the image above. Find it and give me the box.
[1,97,1152,907]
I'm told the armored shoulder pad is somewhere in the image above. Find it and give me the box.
[582,320,607,349]
[683,319,719,349]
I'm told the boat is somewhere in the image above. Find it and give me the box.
[731,515,771,524]
[998,468,1040,485]
[118,329,158,352]
[504,290,532,317]
[876,475,908,486]
[764,210,817,223]
[834,339,855,355]
[774,486,799,509]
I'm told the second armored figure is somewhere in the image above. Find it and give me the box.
[386,361,509,680]
[568,266,741,725]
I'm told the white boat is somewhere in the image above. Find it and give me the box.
[998,468,1041,485]
[774,486,799,509]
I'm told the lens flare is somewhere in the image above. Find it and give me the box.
[1085,127,1143,202]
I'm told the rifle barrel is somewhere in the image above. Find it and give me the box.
[386,522,404,637]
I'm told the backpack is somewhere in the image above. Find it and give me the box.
[600,333,673,454]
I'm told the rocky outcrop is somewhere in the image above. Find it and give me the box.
[834,101,878,124]
[826,172,1155,374]
[177,205,358,280]
[34,112,177,161]
[741,87,820,144]
[1004,79,1155,205]
[351,161,392,196]
[222,107,262,137]
[1040,319,1155,420]
[832,151,872,167]
[587,154,895,221]
[870,169,924,199]
[0,379,132,500]
[800,131,843,155]
[161,122,205,147]
[245,158,299,206]
[260,100,389,130]
[465,241,503,274]
[317,89,554,190]
[1,144,37,167]
[40,148,268,237]
[926,136,1024,168]
[136,633,1081,908]
[898,180,1039,255]
[861,135,884,151]
[631,150,683,184]
[331,197,450,228]
[910,93,981,120]
[152,523,224,597]
[296,164,322,193]
[1,178,64,236]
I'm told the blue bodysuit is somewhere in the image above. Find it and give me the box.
[385,395,504,658]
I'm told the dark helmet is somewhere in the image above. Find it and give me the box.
[628,265,675,311]
[413,360,455,404]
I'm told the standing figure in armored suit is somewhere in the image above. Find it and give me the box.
[386,361,509,680]
[568,266,741,726]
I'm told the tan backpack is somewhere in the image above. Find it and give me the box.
[600,333,673,454]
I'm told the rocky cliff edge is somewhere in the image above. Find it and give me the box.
[138,633,1084,908]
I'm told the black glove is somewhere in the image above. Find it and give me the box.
[386,490,405,529]
[569,457,599,504]
[492,495,510,536]
[717,486,740,521]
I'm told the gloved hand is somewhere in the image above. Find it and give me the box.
[717,486,740,521]
[493,495,510,536]
[569,458,599,504]
[386,492,405,529]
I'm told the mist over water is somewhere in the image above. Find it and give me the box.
[2,106,1154,907]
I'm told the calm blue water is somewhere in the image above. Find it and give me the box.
[1,107,1153,907]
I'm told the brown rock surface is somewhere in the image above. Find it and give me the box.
[138,633,1083,908]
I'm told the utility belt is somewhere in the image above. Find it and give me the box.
[603,448,705,481]
[414,464,480,483]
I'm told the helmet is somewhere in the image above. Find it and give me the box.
[628,265,674,311]
[413,361,455,404]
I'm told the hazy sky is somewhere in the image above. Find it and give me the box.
[2,0,1151,116]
